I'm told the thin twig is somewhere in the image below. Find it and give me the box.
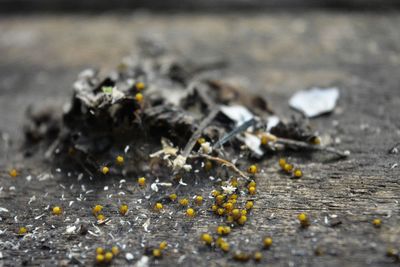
[275,137,350,158]
[189,153,250,181]
[181,107,220,159]
[213,118,256,149]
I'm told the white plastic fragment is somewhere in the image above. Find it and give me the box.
[135,256,149,267]
[125,253,134,261]
[220,105,254,126]
[289,87,339,118]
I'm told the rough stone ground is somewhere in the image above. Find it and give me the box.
[0,11,399,267]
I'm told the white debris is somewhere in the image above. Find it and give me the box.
[221,185,237,195]
[199,142,212,154]
[172,155,187,170]
[65,225,77,234]
[289,87,340,118]
[143,218,150,232]
[240,132,263,156]
[0,207,9,213]
[125,253,134,261]
[220,105,254,126]
[150,183,159,192]
[111,87,125,104]
[37,172,53,181]
[266,115,280,131]
[28,195,36,205]
[135,255,149,267]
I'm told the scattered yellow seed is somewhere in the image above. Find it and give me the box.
[217,208,225,216]
[230,178,238,187]
[238,215,247,225]
[52,206,62,215]
[260,135,268,145]
[217,226,228,235]
[279,158,286,169]
[138,177,146,186]
[298,213,310,227]
[248,180,256,188]
[154,202,163,211]
[97,214,105,221]
[211,190,220,197]
[197,137,206,144]
[152,249,162,258]
[18,227,27,235]
[232,209,241,219]
[92,205,103,215]
[226,215,234,223]
[254,251,262,261]
[248,186,256,195]
[293,169,303,178]
[168,193,177,201]
[9,168,18,177]
[111,246,120,255]
[179,198,189,206]
[116,155,124,165]
[195,196,203,205]
[241,209,247,216]
[96,254,105,264]
[372,218,382,228]
[220,241,230,252]
[263,237,273,248]
[247,165,258,174]
[216,195,225,205]
[101,166,109,175]
[204,160,213,171]
[104,252,113,262]
[135,93,143,102]
[136,82,145,91]
[96,247,104,255]
[186,208,195,217]
[211,204,218,212]
[283,163,293,173]
[245,201,254,210]
[201,233,213,245]
[159,241,168,250]
[311,136,321,145]
[119,204,128,215]
[224,202,233,211]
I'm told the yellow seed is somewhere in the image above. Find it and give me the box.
[116,155,124,165]
[197,137,206,144]
[294,169,303,178]
[217,208,225,216]
[136,82,145,91]
[254,251,262,261]
[119,204,128,215]
[96,254,105,263]
[155,202,163,210]
[260,135,268,145]
[311,136,321,145]
[248,180,256,188]
[101,166,109,175]
[18,227,27,235]
[230,179,238,187]
[195,196,203,205]
[283,163,293,173]
[248,186,256,195]
[9,168,18,177]
[220,242,230,252]
[241,209,247,216]
[159,241,168,250]
[229,194,238,200]
[247,165,258,174]
[217,226,225,235]
[168,193,177,201]
[279,158,286,169]
[372,218,382,228]
[232,209,240,219]
[238,215,247,225]
[96,247,104,255]
[104,252,113,262]
[97,214,105,221]
[186,208,195,217]
[152,249,162,258]
[216,195,225,205]
[225,202,233,211]
[201,233,213,245]
[211,190,220,197]
[138,177,146,186]
[135,93,143,102]
[179,198,189,206]
[263,237,273,248]
[111,246,120,255]
[211,204,218,212]
[245,201,254,210]
[204,160,213,171]
[92,205,103,215]
[52,206,62,215]
[226,215,234,223]
[298,213,310,227]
